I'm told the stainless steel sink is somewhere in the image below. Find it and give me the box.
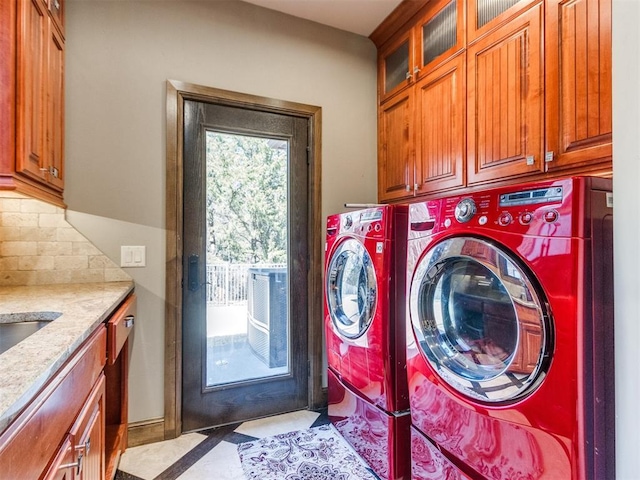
[0,312,62,354]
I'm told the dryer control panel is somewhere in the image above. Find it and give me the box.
[409,178,600,239]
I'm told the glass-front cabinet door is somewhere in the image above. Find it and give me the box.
[416,0,464,77]
[468,0,540,43]
[379,31,414,102]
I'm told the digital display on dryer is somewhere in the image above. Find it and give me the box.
[499,186,563,207]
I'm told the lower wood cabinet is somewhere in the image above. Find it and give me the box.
[0,293,135,480]
[0,326,106,479]
[104,294,136,480]
[43,435,75,480]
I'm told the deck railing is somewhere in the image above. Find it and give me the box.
[206,263,286,305]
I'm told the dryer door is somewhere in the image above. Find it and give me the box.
[326,238,377,339]
[409,236,550,402]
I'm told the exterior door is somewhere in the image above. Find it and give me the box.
[181,98,309,432]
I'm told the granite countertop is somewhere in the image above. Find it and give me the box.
[0,281,134,434]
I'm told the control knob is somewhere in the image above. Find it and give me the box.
[344,215,353,229]
[454,198,477,223]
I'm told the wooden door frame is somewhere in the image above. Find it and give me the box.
[165,79,324,439]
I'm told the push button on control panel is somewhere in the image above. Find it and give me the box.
[543,209,559,223]
[498,212,512,226]
[519,212,533,225]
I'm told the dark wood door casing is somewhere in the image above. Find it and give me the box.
[165,80,323,439]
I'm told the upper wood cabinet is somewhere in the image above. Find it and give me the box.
[378,0,466,201]
[544,0,612,172]
[415,0,465,77]
[467,3,544,184]
[374,0,612,202]
[415,53,466,194]
[378,0,464,103]
[0,0,65,206]
[468,0,540,43]
[379,31,414,102]
[48,0,64,35]
[378,88,414,200]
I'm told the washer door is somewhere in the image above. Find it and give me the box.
[326,238,377,339]
[410,237,550,402]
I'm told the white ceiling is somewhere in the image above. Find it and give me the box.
[242,0,404,36]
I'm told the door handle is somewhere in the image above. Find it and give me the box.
[188,254,200,291]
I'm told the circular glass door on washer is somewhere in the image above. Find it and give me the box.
[406,176,614,480]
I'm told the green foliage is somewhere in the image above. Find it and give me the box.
[205,132,287,264]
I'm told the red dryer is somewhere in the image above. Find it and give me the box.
[325,205,411,480]
[405,177,614,479]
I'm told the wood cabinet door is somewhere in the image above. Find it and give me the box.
[468,0,540,44]
[415,53,465,195]
[545,0,612,172]
[42,435,76,480]
[415,0,465,78]
[378,90,414,201]
[71,374,106,480]
[47,21,64,190]
[466,3,544,185]
[48,0,64,36]
[378,30,414,102]
[16,0,48,182]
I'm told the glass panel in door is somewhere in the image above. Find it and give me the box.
[204,132,289,387]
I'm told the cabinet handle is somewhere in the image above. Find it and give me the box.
[414,66,419,74]
[526,155,535,166]
[60,453,83,475]
[405,184,411,192]
[54,0,60,10]
[414,183,418,192]
[545,151,554,163]
[124,315,135,328]
[405,71,412,80]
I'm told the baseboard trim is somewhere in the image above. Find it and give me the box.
[127,418,166,447]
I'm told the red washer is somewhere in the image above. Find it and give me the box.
[325,205,410,480]
[406,177,614,479]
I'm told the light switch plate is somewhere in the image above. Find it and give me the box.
[121,246,146,267]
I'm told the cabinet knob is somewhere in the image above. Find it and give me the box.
[405,71,412,80]
[124,315,135,328]
[414,66,419,74]
[54,0,60,10]
[405,184,411,192]
[545,151,554,163]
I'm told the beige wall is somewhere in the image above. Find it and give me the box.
[64,1,378,423]
[613,0,640,475]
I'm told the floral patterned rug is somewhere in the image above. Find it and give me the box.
[237,424,379,480]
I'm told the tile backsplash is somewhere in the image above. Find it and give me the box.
[0,192,130,286]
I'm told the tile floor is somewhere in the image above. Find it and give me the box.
[115,409,332,480]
